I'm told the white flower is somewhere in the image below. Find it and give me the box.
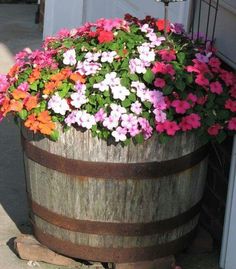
[103,115,119,130]
[111,85,130,101]
[112,127,127,142]
[93,80,109,92]
[70,92,88,108]
[48,94,70,115]
[85,52,101,62]
[63,49,77,66]
[129,58,147,74]
[105,72,120,87]
[101,51,117,63]
[110,103,127,118]
[80,112,96,129]
[138,45,155,63]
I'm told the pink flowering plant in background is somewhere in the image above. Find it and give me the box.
[0,14,236,144]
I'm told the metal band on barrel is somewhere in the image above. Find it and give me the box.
[32,225,196,263]
[21,136,208,180]
[29,198,201,236]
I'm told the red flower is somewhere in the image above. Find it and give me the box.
[156,19,170,32]
[98,31,114,44]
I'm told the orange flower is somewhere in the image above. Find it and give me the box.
[28,68,41,84]
[8,64,20,78]
[37,111,55,135]
[24,114,39,133]
[37,110,52,123]
[1,97,10,116]
[51,68,71,82]
[69,72,86,84]
[25,95,38,111]
[43,81,61,95]
[12,89,28,100]
[38,121,56,135]
[9,100,23,112]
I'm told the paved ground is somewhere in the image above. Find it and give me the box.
[0,4,221,269]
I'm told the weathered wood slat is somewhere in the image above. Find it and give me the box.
[22,127,208,263]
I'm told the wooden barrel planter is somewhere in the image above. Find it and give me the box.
[21,127,208,263]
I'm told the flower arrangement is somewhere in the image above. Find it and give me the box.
[0,14,236,145]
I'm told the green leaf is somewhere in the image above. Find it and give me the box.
[50,130,59,141]
[134,133,144,144]
[143,101,152,109]
[18,109,28,120]
[217,110,230,120]
[63,40,74,48]
[121,77,130,88]
[122,98,131,108]
[216,131,227,143]
[128,73,139,81]
[128,93,136,102]
[103,90,110,97]
[30,82,38,91]
[177,52,186,65]
[163,85,174,95]
[143,69,155,84]
[175,79,186,91]
[158,133,171,144]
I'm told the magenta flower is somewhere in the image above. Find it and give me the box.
[210,81,223,95]
[171,100,191,114]
[164,121,180,136]
[154,78,166,88]
[228,118,236,131]
[208,124,222,136]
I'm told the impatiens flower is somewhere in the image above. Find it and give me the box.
[121,113,138,130]
[209,57,221,71]
[154,78,166,88]
[70,91,88,109]
[131,101,142,115]
[159,50,176,62]
[207,124,222,136]
[93,80,109,92]
[171,100,191,114]
[228,118,236,131]
[63,49,77,66]
[153,109,166,123]
[220,70,235,86]
[77,60,102,76]
[138,117,153,139]
[129,58,147,74]
[101,51,117,63]
[85,52,101,62]
[179,114,201,131]
[230,85,236,98]
[111,85,130,101]
[105,72,120,87]
[140,24,153,33]
[110,103,126,118]
[103,115,119,130]
[195,53,210,63]
[210,81,223,95]
[75,82,86,94]
[80,111,96,129]
[24,95,38,111]
[195,74,209,87]
[95,108,107,122]
[171,23,184,34]
[65,111,77,126]
[225,99,236,112]
[112,126,127,142]
[187,93,197,105]
[48,94,70,115]
[137,45,155,63]
[98,31,114,43]
[156,19,171,32]
[17,82,29,92]
[156,121,180,136]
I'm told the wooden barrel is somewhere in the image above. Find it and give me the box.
[21,126,208,263]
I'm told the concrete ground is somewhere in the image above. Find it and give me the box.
[0,4,221,269]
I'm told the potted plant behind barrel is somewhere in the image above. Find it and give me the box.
[0,14,236,264]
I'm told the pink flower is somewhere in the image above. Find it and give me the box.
[156,122,165,133]
[171,100,191,114]
[225,99,236,112]
[131,101,142,115]
[196,96,208,105]
[138,117,153,139]
[228,117,236,130]
[207,124,222,136]
[159,49,176,62]
[210,81,223,94]
[209,57,221,71]
[195,74,209,87]
[95,108,107,122]
[153,109,167,123]
[154,78,166,88]
[220,70,235,86]
[65,111,77,126]
[129,125,141,137]
[17,82,29,92]
[98,31,114,44]
[112,127,127,142]
[152,62,166,74]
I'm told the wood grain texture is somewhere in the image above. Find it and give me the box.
[22,127,208,262]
